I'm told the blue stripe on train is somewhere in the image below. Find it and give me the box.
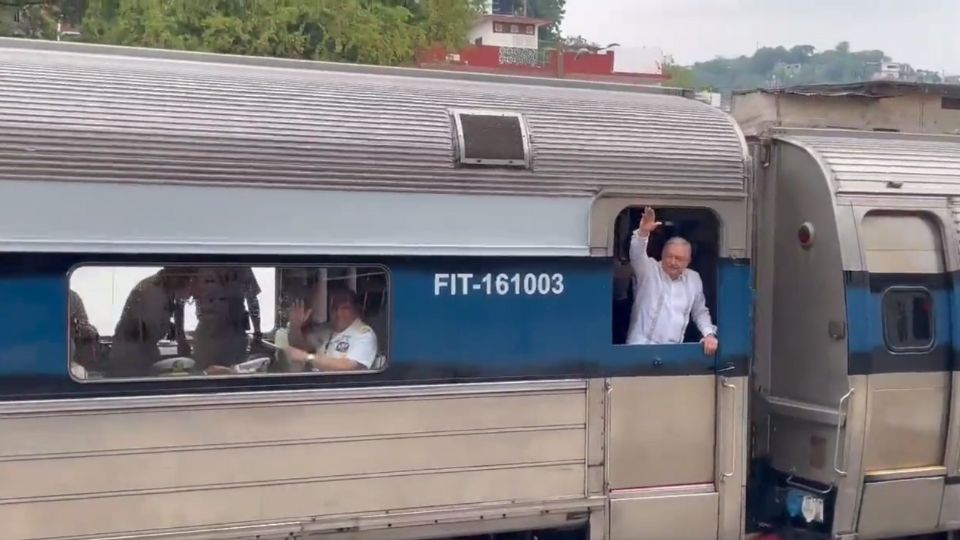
[0,256,753,397]
[845,283,954,375]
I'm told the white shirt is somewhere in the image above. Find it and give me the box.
[626,232,716,345]
[306,319,378,369]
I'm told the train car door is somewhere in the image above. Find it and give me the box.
[601,204,750,540]
[848,210,954,538]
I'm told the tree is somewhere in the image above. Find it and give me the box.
[559,34,598,51]
[748,46,788,75]
[80,0,479,66]
[665,64,697,89]
[412,0,481,51]
[687,40,938,93]
[0,0,59,38]
[526,0,563,42]
[787,44,815,64]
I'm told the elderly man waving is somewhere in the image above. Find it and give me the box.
[626,207,719,355]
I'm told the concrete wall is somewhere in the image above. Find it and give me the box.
[732,91,960,136]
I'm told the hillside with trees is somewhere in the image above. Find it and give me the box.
[685,41,947,92]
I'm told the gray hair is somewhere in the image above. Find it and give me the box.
[662,236,692,255]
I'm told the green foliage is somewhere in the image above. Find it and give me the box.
[0,0,60,38]
[80,0,481,66]
[414,0,480,51]
[526,0,563,42]
[558,34,598,51]
[690,42,896,93]
[665,64,697,89]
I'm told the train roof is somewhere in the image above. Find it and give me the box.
[773,129,960,197]
[0,39,749,256]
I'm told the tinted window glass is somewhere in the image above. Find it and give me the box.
[68,264,388,381]
[882,289,934,351]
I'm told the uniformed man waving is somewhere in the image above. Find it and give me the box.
[284,287,378,371]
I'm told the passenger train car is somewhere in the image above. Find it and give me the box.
[750,130,960,539]
[0,39,751,540]
[4,38,959,540]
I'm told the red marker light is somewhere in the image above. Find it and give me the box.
[798,222,815,249]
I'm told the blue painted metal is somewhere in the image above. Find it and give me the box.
[845,281,954,374]
[0,255,753,397]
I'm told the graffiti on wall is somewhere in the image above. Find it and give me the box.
[499,47,539,67]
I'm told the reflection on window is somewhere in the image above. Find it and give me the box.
[68,265,388,381]
[882,288,934,351]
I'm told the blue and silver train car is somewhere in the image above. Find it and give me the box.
[751,128,960,539]
[0,40,752,540]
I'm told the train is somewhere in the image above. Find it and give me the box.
[0,37,958,540]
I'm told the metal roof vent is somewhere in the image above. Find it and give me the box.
[452,109,531,168]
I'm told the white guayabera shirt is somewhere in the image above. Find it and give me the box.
[626,232,717,345]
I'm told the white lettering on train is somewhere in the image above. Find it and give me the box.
[434,273,564,296]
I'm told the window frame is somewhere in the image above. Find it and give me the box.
[941,97,960,111]
[65,261,392,383]
[880,286,936,353]
[493,22,505,33]
[608,205,723,347]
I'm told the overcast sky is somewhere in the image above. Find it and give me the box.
[562,0,960,74]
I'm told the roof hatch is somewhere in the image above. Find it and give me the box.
[452,109,531,168]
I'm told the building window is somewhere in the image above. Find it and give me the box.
[510,23,520,33]
[493,22,505,33]
[942,97,960,111]
[68,264,389,381]
[882,288,934,352]
[524,25,535,35]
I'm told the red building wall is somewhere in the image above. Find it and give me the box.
[419,45,668,84]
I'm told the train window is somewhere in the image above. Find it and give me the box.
[882,288,934,352]
[611,206,720,346]
[67,264,389,381]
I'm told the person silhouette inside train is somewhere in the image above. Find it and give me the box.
[105,267,196,377]
[189,266,262,371]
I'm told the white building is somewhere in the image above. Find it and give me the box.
[871,62,903,81]
[612,46,664,75]
[467,14,549,50]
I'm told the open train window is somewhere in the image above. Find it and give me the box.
[611,206,720,345]
[67,264,389,381]
[882,288,934,352]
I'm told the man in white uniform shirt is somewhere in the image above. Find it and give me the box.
[284,287,378,371]
[626,207,719,355]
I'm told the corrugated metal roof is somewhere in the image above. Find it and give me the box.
[0,40,748,200]
[776,131,960,196]
[736,81,960,99]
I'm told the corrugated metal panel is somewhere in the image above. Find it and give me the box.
[0,43,747,200]
[778,132,960,196]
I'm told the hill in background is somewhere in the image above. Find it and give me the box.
[680,41,953,93]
